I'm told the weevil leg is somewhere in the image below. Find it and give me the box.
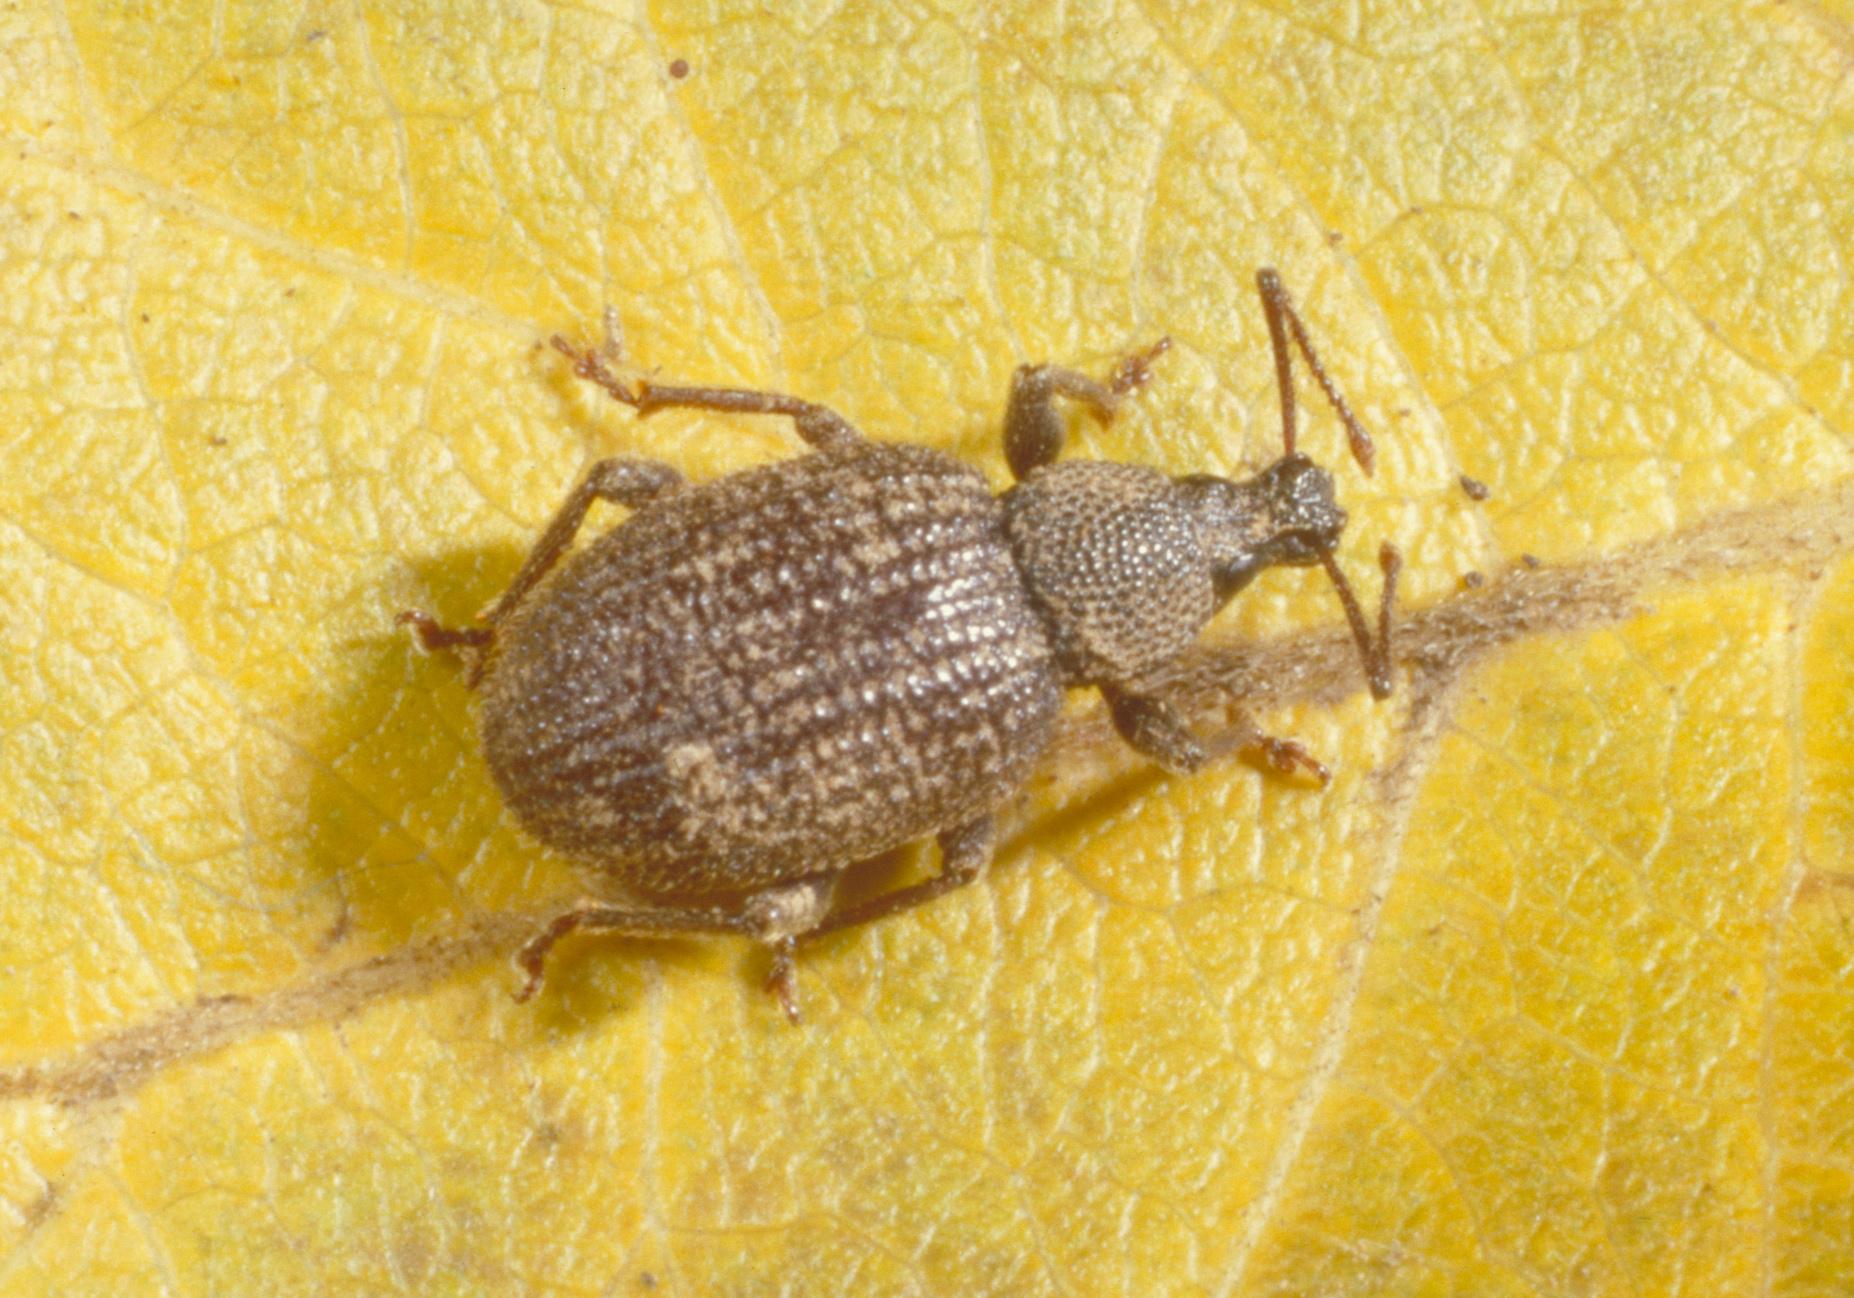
[513,899,748,1003]
[1104,685,1330,785]
[1255,268,1375,473]
[767,819,996,1021]
[397,458,682,680]
[809,817,993,938]
[1200,708,1332,786]
[1101,685,1208,774]
[480,458,685,628]
[513,872,836,1011]
[395,611,491,653]
[550,335,865,453]
[740,873,839,1024]
[1003,338,1171,481]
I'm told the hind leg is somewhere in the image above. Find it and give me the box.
[514,873,838,1020]
[754,817,997,1017]
[551,333,865,454]
[399,457,683,679]
[518,819,1001,1023]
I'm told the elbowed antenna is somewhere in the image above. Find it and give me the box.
[1257,268,1376,474]
[1317,543,1400,700]
[1253,267,1398,698]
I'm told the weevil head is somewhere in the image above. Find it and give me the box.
[1003,453,1350,691]
[1177,452,1347,602]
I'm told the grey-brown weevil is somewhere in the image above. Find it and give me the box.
[400,268,1399,1021]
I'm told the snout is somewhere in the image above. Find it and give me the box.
[1259,454,1347,560]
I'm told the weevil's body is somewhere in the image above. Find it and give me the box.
[479,443,1062,893]
[402,270,1397,1019]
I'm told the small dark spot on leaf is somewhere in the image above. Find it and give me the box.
[669,58,689,79]
[1462,571,1484,589]
[1520,553,1540,569]
[140,313,150,323]
[20,1184,59,1230]
[640,1273,659,1289]
[1459,474,1490,501]
[208,435,228,447]
[317,904,350,949]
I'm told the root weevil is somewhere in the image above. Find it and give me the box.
[401,268,1399,1021]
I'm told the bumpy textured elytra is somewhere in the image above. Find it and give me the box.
[481,443,1059,895]
[402,270,1399,1021]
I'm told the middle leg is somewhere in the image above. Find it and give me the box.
[1103,684,1331,785]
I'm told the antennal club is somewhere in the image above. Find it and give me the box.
[1256,268,1376,474]
[1254,266,1397,697]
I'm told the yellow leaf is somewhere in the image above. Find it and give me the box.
[3,2,1852,1295]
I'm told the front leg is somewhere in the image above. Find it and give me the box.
[1104,685,1330,785]
[1003,338,1171,481]
[1102,684,1207,773]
